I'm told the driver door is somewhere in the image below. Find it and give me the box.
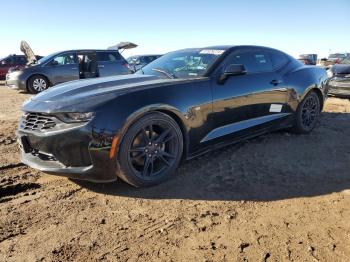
[208,48,289,143]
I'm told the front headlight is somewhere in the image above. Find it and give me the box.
[7,70,22,80]
[56,112,95,123]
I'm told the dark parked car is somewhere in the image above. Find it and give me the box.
[0,54,42,79]
[17,45,329,187]
[298,54,317,65]
[328,63,350,97]
[320,53,350,67]
[328,53,350,64]
[127,54,162,72]
[6,41,131,93]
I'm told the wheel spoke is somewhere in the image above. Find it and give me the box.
[155,129,171,143]
[142,157,151,176]
[148,125,154,140]
[159,155,170,166]
[160,151,176,159]
[131,152,145,160]
[150,158,154,176]
[141,128,149,144]
[129,147,146,153]
[163,133,175,143]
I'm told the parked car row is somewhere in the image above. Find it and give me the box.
[0,54,43,79]
[4,41,348,99]
[296,52,350,97]
[297,54,317,65]
[4,41,160,93]
[327,62,350,97]
[322,53,350,66]
[298,53,350,67]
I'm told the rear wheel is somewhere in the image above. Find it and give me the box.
[28,75,49,94]
[117,112,183,187]
[292,91,321,134]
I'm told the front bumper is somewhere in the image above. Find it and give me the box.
[5,74,27,90]
[328,77,350,97]
[17,118,119,182]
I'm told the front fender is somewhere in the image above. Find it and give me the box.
[89,100,188,161]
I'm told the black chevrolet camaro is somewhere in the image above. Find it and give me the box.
[17,45,329,187]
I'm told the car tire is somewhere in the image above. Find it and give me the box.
[292,91,321,134]
[28,75,49,94]
[117,112,183,187]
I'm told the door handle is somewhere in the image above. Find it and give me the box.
[98,65,105,68]
[71,67,78,70]
[270,80,282,86]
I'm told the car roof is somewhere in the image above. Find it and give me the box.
[177,45,285,52]
[129,54,162,58]
[54,49,121,53]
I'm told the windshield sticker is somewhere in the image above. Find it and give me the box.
[200,49,225,55]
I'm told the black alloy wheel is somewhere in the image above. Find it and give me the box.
[118,112,183,187]
[293,91,321,133]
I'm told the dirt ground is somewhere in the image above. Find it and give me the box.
[0,81,349,262]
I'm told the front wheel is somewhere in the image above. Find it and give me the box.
[117,112,183,187]
[292,91,321,134]
[28,75,49,94]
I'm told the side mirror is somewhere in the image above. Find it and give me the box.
[50,60,59,66]
[218,64,247,84]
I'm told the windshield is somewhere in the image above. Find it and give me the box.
[137,49,225,79]
[37,51,61,64]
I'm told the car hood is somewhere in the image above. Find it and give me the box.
[20,40,37,65]
[22,74,183,113]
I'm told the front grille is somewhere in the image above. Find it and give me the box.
[21,113,56,132]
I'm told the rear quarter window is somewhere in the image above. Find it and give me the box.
[269,51,289,69]
[227,50,273,73]
[97,52,121,62]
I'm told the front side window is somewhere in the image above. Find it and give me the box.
[226,50,273,73]
[139,49,225,79]
[52,53,76,65]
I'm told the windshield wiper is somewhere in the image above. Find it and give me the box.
[152,68,175,79]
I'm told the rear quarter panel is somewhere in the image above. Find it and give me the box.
[284,64,329,111]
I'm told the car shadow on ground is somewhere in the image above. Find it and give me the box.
[73,112,350,201]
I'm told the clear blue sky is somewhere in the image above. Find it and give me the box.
[1,0,349,59]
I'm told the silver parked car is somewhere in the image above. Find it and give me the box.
[6,41,133,94]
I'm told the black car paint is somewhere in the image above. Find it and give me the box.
[17,46,329,182]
